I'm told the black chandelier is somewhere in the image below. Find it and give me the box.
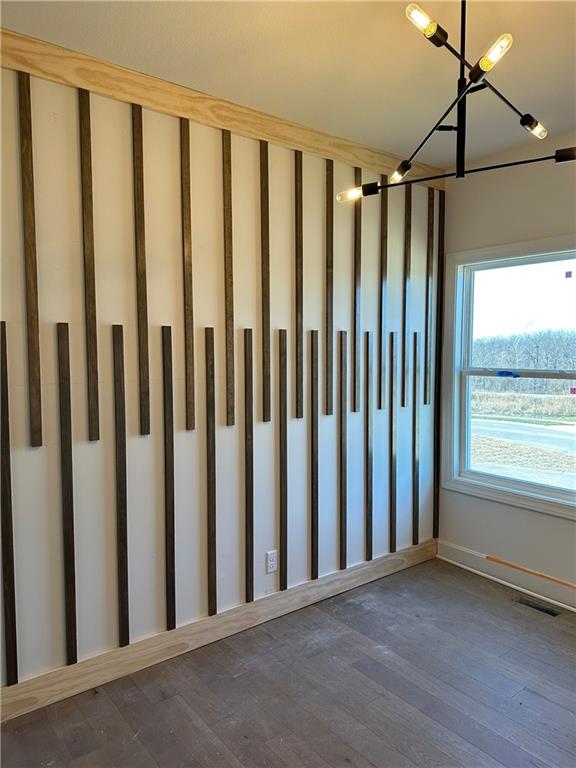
[337,0,576,202]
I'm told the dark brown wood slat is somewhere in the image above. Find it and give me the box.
[278,329,288,590]
[338,330,347,570]
[401,184,412,408]
[131,103,150,436]
[17,71,42,447]
[377,175,388,410]
[56,323,77,665]
[433,191,446,540]
[353,167,362,413]
[310,330,319,580]
[324,159,334,416]
[180,117,195,430]
[1,322,18,685]
[260,141,271,423]
[365,331,374,562]
[424,188,435,405]
[222,130,235,426]
[244,329,254,603]
[389,331,397,554]
[205,328,217,615]
[294,150,304,419]
[112,325,129,647]
[412,331,420,546]
[78,88,99,442]
[162,326,176,631]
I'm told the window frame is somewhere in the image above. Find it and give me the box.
[442,235,576,521]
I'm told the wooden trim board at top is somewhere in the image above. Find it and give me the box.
[0,29,445,189]
[0,540,437,722]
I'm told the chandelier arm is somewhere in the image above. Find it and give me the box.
[455,0,467,178]
[407,81,474,164]
[444,41,524,119]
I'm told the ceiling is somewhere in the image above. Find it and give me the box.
[2,1,575,168]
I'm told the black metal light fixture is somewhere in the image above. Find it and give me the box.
[337,1,575,202]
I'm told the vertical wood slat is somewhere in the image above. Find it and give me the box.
[78,89,99,441]
[365,332,374,562]
[377,175,389,410]
[162,326,175,631]
[310,330,319,580]
[244,329,254,603]
[260,141,271,423]
[131,104,150,436]
[324,159,334,416]
[180,118,195,430]
[389,331,397,554]
[424,188,435,405]
[294,150,304,419]
[412,332,420,546]
[401,184,412,408]
[112,325,129,647]
[205,328,217,615]
[433,191,446,540]
[17,71,42,447]
[222,130,235,426]
[279,329,288,590]
[56,323,77,665]
[353,167,362,412]
[1,322,18,685]
[338,330,347,570]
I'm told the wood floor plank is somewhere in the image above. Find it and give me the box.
[1,322,18,685]
[17,71,42,447]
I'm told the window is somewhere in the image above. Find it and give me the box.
[444,240,576,519]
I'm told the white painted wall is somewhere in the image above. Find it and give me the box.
[1,69,438,684]
[440,131,576,608]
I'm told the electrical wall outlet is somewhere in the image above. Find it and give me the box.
[266,550,278,574]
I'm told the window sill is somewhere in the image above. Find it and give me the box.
[443,473,576,522]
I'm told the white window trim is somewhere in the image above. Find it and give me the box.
[442,233,576,522]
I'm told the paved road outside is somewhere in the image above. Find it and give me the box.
[472,418,576,454]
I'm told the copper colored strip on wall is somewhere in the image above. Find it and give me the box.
[294,150,304,419]
[1,322,18,685]
[412,332,420,546]
[131,103,150,436]
[222,129,235,426]
[353,167,362,412]
[112,325,129,647]
[57,323,77,665]
[17,71,42,447]
[365,331,374,562]
[279,329,288,590]
[389,331,397,554]
[377,175,388,410]
[338,330,348,570]
[401,184,412,408]
[78,88,99,442]
[424,188,435,406]
[433,190,445,540]
[205,328,217,615]
[180,117,195,430]
[162,326,176,631]
[260,141,271,423]
[324,159,334,416]
[244,329,254,603]
[310,330,319,580]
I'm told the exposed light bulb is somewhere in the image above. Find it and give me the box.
[479,33,513,72]
[520,114,548,140]
[390,160,412,184]
[405,3,437,38]
[336,186,363,203]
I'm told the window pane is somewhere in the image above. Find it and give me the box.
[468,375,576,491]
[471,257,576,370]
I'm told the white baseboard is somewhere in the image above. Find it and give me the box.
[438,540,576,612]
[1,540,436,722]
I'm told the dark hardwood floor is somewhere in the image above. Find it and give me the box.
[2,560,575,768]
